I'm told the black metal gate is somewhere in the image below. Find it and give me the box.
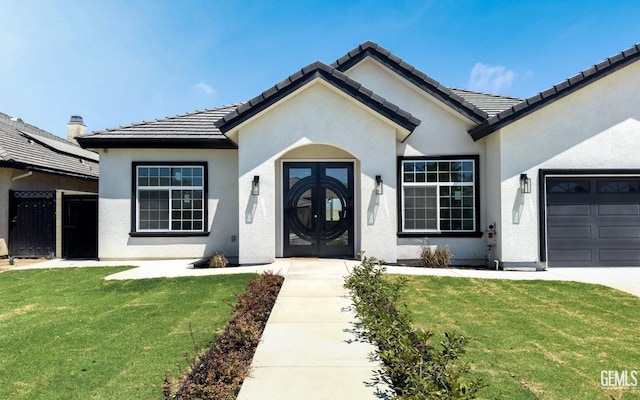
[62,195,98,259]
[9,191,56,257]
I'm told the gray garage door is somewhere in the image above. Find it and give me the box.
[546,177,640,267]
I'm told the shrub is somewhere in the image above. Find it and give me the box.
[420,244,452,267]
[164,271,284,399]
[209,251,228,268]
[344,255,484,399]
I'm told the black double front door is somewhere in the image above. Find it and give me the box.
[283,162,354,257]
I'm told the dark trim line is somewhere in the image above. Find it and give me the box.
[396,154,482,237]
[538,169,547,262]
[0,160,98,181]
[398,231,484,238]
[77,137,237,149]
[131,161,209,235]
[129,231,210,238]
[538,168,640,262]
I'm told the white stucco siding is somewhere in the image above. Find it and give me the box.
[235,80,400,264]
[483,132,502,261]
[97,148,239,260]
[344,58,480,155]
[346,58,488,265]
[498,61,640,265]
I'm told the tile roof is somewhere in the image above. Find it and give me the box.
[450,88,522,117]
[77,105,241,149]
[215,61,421,136]
[0,112,98,180]
[332,41,491,123]
[469,43,640,140]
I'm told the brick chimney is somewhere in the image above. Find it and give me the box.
[67,115,86,144]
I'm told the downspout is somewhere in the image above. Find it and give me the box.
[12,171,32,181]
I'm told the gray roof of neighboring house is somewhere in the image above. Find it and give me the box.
[215,61,421,135]
[76,104,241,149]
[469,43,640,140]
[450,88,522,117]
[0,112,99,180]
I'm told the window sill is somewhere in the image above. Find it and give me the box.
[129,231,210,238]
[397,231,483,238]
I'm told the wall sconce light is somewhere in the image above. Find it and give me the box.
[520,173,531,194]
[251,175,260,195]
[375,175,383,195]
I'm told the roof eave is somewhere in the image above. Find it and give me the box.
[0,160,99,181]
[76,136,238,150]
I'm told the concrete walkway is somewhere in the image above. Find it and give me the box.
[237,259,391,399]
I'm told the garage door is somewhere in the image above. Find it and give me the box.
[546,177,640,267]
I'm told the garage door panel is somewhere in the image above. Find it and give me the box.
[547,204,591,216]
[598,249,640,262]
[548,226,591,239]
[548,249,592,262]
[597,204,640,216]
[598,226,640,239]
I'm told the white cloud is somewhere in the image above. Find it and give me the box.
[468,63,516,94]
[192,81,216,95]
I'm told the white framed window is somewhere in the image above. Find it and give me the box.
[133,163,206,233]
[400,157,478,234]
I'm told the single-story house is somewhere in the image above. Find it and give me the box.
[77,41,640,268]
[1,114,99,258]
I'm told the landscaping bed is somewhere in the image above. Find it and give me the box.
[165,271,284,400]
[345,257,484,399]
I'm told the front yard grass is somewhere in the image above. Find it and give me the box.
[397,276,640,399]
[0,267,255,400]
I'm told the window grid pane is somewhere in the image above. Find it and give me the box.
[137,165,205,232]
[402,160,475,232]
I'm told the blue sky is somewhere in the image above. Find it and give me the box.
[1,0,639,137]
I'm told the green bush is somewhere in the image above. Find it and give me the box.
[420,244,452,267]
[344,255,484,399]
[164,271,284,399]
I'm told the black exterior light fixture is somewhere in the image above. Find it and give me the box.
[375,175,383,195]
[520,173,531,194]
[251,175,260,195]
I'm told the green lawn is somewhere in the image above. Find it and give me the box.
[397,276,640,400]
[0,267,254,399]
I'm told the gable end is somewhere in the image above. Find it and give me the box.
[215,61,421,135]
[332,41,489,124]
[469,43,640,140]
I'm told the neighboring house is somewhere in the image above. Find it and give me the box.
[77,41,640,268]
[0,113,99,258]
